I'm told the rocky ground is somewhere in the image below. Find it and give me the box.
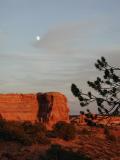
[0,125,119,160]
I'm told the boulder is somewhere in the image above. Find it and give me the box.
[0,92,69,129]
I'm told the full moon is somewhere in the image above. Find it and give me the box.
[36,36,40,41]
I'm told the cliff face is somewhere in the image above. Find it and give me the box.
[0,92,69,128]
[37,92,69,128]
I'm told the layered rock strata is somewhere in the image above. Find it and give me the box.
[0,92,69,128]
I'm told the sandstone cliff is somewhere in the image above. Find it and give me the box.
[0,92,69,128]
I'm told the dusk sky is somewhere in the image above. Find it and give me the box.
[0,0,120,114]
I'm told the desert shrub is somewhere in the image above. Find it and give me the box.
[0,118,6,128]
[22,121,49,144]
[53,121,76,141]
[104,127,117,142]
[1,153,15,159]
[104,127,110,136]
[84,118,97,127]
[46,130,58,138]
[42,144,91,160]
[0,120,50,145]
[22,121,46,135]
[0,122,32,145]
[35,132,50,144]
[107,134,117,141]
[80,128,91,135]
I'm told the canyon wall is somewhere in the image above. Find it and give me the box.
[0,92,69,128]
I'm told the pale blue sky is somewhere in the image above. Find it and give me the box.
[0,0,120,114]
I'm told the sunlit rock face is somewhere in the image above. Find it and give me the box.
[0,92,69,128]
[0,94,38,122]
[37,92,69,129]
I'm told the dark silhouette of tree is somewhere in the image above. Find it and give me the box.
[71,57,120,116]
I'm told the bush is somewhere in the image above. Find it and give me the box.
[53,121,76,141]
[107,134,117,141]
[22,121,50,144]
[104,127,117,142]
[0,122,32,145]
[22,121,46,135]
[80,128,91,135]
[35,132,50,144]
[104,127,110,136]
[42,144,91,160]
[0,118,6,128]
[0,120,49,145]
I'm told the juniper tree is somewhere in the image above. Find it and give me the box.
[71,57,120,117]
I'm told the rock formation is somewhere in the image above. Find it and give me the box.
[0,92,69,128]
[37,92,70,128]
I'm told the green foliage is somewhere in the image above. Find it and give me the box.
[53,121,76,141]
[84,118,97,127]
[71,57,120,116]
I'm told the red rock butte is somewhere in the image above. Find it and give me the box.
[0,92,69,128]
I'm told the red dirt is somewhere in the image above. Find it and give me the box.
[0,126,119,160]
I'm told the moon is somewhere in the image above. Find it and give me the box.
[36,36,40,41]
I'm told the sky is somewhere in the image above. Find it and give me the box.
[0,0,120,114]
